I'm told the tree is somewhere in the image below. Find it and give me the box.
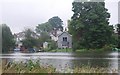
[35,16,63,49]
[37,31,51,47]
[48,16,63,31]
[36,16,63,34]
[35,16,63,45]
[68,1,114,50]
[22,28,38,48]
[36,22,53,33]
[35,22,52,46]
[1,24,15,53]
[117,24,120,48]
[48,40,57,50]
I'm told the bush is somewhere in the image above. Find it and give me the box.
[102,44,115,51]
[47,40,57,50]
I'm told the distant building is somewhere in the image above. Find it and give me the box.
[57,32,72,48]
[43,42,48,49]
[50,29,72,48]
[14,28,72,49]
[14,32,25,47]
[14,31,39,47]
[49,29,63,41]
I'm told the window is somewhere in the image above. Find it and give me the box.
[63,37,67,42]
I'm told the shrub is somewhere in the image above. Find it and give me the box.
[102,44,115,51]
[48,40,57,50]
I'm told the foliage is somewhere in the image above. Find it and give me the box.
[1,24,15,53]
[22,28,38,48]
[3,60,118,73]
[37,32,51,48]
[48,16,63,31]
[36,22,53,33]
[68,1,114,50]
[3,61,56,73]
[101,44,115,51]
[117,24,120,48]
[47,40,57,50]
[40,32,51,42]
[110,33,118,48]
[36,16,63,34]
[35,16,63,49]
[49,48,73,52]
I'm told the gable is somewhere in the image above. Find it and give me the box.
[58,32,72,38]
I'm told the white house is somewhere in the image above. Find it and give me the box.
[14,31,39,47]
[49,29,63,41]
[57,32,72,48]
[14,28,72,49]
[49,29,72,48]
[14,32,25,47]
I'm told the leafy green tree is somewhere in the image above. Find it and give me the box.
[37,32,51,47]
[22,28,38,48]
[117,24,120,48]
[36,22,52,44]
[48,16,63,31]
[69,1,114,50]
[48,40,57,50]
[2,24,15,53]
[36,22,53,33]
[36,16,63,34]
[35,16,63,47]
[35,16,63,49]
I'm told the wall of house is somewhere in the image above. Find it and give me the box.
[51,35,58,41]
[57,32,72,48]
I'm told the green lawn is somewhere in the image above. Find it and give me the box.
[49,49,73,52]
[48,49,105,53]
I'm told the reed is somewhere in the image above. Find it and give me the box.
[2,60,118,73]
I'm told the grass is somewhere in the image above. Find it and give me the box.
[48,48,113,53]
[48,48,98,52]
[2,60,118,73]
[0,62,2,74]
[3,60,56,73]
[49,48,73,52]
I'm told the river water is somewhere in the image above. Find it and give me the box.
[1,51,120,73]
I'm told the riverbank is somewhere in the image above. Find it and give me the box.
[48,48,118,53]
[0,61,2,75]
[2,60,118,73]
[0,68,1,74]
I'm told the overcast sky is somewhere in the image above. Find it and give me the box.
[0,0,119,33]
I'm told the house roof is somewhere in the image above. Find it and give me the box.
[58,31,72,37]
[14,32,25,38]
[14,31,40,38]
[49,29,63,37]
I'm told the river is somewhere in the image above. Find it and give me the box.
[1,51,119,73]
